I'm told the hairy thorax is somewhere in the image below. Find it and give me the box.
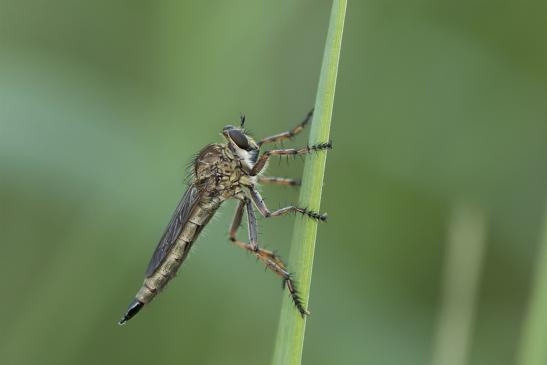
[193,144,251,201]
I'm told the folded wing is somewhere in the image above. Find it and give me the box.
[145,184,202,277]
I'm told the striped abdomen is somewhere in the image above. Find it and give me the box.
[119,203,218,324]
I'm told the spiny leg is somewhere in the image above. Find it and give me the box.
[250,141,332,176]
[228,198,309,316]
[257,109,313,147]
[258,176,301,187]
[250,187,327,221]
[245,198,258,251]
[229,199,246,243]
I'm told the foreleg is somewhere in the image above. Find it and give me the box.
[250,142,332,176]
[257,109,313,146]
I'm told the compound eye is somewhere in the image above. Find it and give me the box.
[228,129,251,150]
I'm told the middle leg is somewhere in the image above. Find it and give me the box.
[258,176,301,187]
[249,188,327,222]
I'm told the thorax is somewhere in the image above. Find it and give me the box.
[193,144,254,200]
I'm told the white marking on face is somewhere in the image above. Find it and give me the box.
[236,149,257,169]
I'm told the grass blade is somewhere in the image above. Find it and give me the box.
[271,1,347,364]
[431,203,487,365]
[516,200,547,365]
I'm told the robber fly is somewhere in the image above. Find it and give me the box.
[118,110,331,325]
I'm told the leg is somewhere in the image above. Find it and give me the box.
[228,198,309,316]
[228,200,281,264]
[250,142,332,176]
[249,188,327,221]
[257,109,313,147]
[245,198,258,251]
[258,176,301,187]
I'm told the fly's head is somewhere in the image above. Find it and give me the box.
[222,122,259,169]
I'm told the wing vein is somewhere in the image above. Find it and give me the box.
[144,184,202,277]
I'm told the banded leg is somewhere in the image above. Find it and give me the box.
[258,176,301,187]
[257,109,313,147]
[250,142,332,176]
[229,200,260,253]
[249,188,328,222]
[228,198,309,316]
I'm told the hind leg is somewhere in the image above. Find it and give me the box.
[228,199,309,316]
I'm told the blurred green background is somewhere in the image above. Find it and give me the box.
[1,1,547,364]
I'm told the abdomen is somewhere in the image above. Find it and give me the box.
[136,203,217,304]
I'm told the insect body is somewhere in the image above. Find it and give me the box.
[119,110,331,325]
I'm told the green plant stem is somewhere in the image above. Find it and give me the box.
[516,200,547,365]
[271,1,346,364]
[431,203,487,365]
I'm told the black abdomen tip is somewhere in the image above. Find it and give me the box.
[118,299,144,325]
